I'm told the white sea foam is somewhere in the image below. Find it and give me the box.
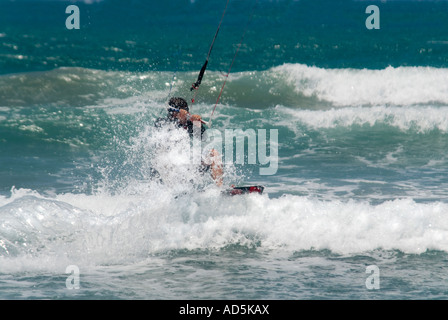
[275,104,448,133]
[1,185,448,272]
[275,63,448,106]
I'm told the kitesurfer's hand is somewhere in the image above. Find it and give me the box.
[189,114,202,126]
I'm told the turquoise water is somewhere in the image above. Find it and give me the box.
[1,0,448,301]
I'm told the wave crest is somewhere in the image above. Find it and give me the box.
[275,63,448,107]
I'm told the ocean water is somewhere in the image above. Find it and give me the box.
[1,0,448,301]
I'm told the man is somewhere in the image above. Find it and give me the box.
[155,97,223,187]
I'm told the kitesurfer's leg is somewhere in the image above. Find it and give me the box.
[209,148,223,187]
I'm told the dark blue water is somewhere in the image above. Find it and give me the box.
[1,0,448,300]
[2,0,448,75]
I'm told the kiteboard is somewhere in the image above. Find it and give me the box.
[223,185,264,196]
